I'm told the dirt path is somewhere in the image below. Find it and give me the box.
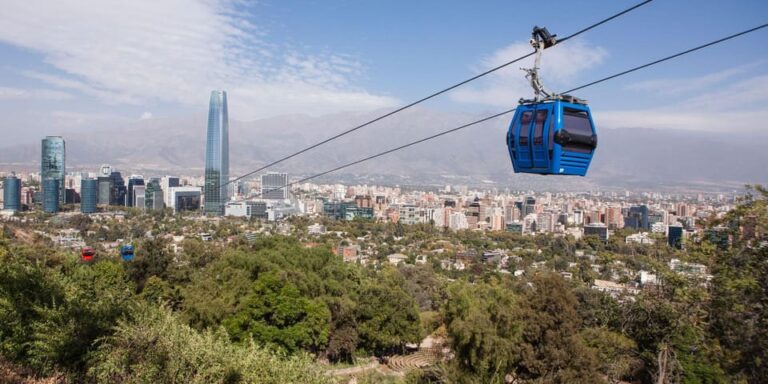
[324,359,379,377]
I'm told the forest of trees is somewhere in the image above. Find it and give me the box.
[0,186,765,383]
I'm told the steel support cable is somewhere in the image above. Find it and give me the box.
[223,0,654,188]
[256,23,767,196]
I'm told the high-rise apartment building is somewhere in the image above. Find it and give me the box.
[204,90,229,215]
[2,174,21,212]
[466,197,481,228]
[261,172,288,200]
[523,196,537,217]
[41,136,65,204]
[605,206,624,229]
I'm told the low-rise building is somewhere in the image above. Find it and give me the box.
[626,232,655,245]
[591,279,640,298]
[387,253,409,265]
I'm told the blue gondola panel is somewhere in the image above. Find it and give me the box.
[507,99,597,176]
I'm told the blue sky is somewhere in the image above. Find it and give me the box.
[0,0,766,141]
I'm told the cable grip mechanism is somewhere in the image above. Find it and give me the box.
[520,26,558,103]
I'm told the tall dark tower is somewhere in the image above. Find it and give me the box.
[204,90,229,215]
[41,136,65,204]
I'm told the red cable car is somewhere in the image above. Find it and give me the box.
[81,246,95,262]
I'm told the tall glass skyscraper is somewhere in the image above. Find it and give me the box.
[110,171,126,206]
[204,90,229,216]
[81,178,98,214]
[42,178,60,213]
[3,174,21,212]
[41,136,65,204]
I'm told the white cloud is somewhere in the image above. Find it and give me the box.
[682,74,768,109]
[22,71,141,105]
[0,0,398,119]
[0,86,72,101]
[140,112,153,120]
[625,62,764,96]
[599,73,768,132]
[451,39,607,107]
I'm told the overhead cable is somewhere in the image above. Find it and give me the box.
[257,22,768,195]
[224,0,655,187]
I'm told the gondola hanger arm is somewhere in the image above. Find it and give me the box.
[521,26,558,103]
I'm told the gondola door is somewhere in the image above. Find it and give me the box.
[531,106,552,170]
[515,110,533,169]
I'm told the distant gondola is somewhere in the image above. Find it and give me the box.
[120,244,134,261]
[506,26,597,176]
[81,246,95,262]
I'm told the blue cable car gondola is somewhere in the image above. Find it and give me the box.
[507,27,598,176]
[120,244,134,261]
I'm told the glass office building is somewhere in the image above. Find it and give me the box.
[145,178,164,211]
[98,176,112,205]
[204,90,230,215]
[42,178,60,213]
[668,224,684,249]
[41,136,65,204]
[126,175,144,207]
[110,171,126,206]
[261,172,288,200]
[174,190,202,213]
[3,174,21,212]
[81,178,98,214]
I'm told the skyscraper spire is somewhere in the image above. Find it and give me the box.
[204,90,230,215]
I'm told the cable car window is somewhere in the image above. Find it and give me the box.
[561,108,595,153]
[519,111,532,145]
[533,110,547,145]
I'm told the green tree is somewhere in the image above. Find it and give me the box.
[581,328,638,384]
[325,296,358,363]
[515,273,604,383]
[125,238,172,291]
[223,271,331,354]
[709,185,768,383]
[27,260,134,373]
[88,305,330,384]
[442,279,519,383]
[356,267,421,356]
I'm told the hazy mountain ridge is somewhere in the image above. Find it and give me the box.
[1,108,766,190]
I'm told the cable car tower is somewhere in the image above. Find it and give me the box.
[507,26,598,176]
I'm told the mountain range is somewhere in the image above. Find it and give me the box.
[1,108,766,192]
